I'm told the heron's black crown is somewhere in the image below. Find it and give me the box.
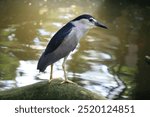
[72,14,94,22]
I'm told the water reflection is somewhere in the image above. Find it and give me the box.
[0,0,149,99]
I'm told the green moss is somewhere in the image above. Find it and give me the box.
[0,79,106,100]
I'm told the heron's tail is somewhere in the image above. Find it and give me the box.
[37,53,48,72]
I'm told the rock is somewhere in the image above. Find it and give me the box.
[0,79,106,100]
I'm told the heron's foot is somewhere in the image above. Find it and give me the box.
[61,79,76,84]
[48,79,53,83]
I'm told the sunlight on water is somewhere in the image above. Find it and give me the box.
[0,0,124,99]
[1,0,148,99]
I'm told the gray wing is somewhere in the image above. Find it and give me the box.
[44,23,75,55]
[37,34,78,72]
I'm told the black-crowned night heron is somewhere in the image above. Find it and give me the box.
[37,14,107,83]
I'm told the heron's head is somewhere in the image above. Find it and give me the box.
[71,14,108,30]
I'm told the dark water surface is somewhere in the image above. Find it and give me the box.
[0,0,150,99]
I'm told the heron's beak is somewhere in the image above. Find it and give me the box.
[95,21,108,29]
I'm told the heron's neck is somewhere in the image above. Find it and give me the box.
[71,21,90,32]
[70,23,89,40]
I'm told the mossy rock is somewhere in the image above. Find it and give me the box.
[0,79,106,100]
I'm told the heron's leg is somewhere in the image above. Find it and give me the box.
[49,64,53,83]
[61,56,76,84]
[62,56,67,81]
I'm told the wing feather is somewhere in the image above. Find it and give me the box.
[44,22,75,55]
[37,22,78,72]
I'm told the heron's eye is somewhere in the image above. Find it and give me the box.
[89,18,93,22]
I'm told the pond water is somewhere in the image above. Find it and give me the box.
[0,0,150,99]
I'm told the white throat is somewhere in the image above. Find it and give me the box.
[71,22,89,40]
